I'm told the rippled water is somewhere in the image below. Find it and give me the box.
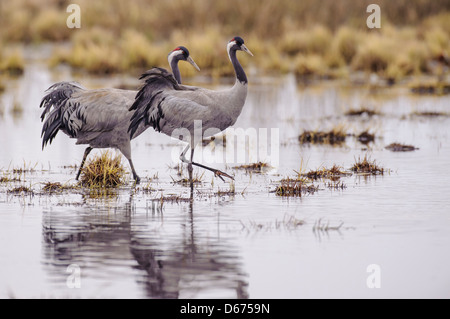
[1,57,449,298]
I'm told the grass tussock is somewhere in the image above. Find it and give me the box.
[274,177,319,197]
[280,25,332,57]
[233,161,272,173]
[42,182,79,194]
[298,126,347,146]
[303,164,350,181]
[350,155,385,175]
[171,171,204,185]
[8,186,34,195]
[0,48,25,76]
[411,111,449,117]
[410,81,450,95]
[79,151,126,188]
[345,108,380,117]
[357,131,376,145]
[385,143,419,152]
[0,77,5,93]
[216,181,236,197]
[0,175,21,183]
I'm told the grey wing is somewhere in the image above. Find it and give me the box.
[66,89,136,143]
[129,89,227,140]
[157,95,211,134]
[40,81,85,148]
[41,85,135,148]
[128,67,205,138]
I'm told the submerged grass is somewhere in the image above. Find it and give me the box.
[411,111,449,117]
[79,151,126,188]
[0,175,21,183]
[357,131,376,145]
[42,182,79,194]
[299,126,347,146]
[303,164,351,181]
[216,181,236,197]
[410,82,450,95]
[170,171,204,186]
[240,215,307,232]
[385,143,419,152]
[7,185,34,195]
[233,161,272,173]
[345,108,380,117]
[313,219,344,233]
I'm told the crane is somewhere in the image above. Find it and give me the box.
[128,37,253,186]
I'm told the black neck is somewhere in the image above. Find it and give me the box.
[170,58,182,84]
[230,49,247,84]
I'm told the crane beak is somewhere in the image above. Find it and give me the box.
[241,44,254,56]
[187,56,201,71]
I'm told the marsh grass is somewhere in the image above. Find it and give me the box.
[240,215,307,232]
[298,126,347,146]
[410,81,450,95]
[411,111,449,117]
[345,108,380,117]
[1,1,449,79]
[303,164,351,181]
[312,219,344,233]
[7,185,34,195]
[0,76,5,93]
[357,131,376,145]
[83,188,119,200]
[42,182,79,194]
[0,174,21,183]
[326,181,347,190]
[148,194,192,212]
[216,181,236,197]
[10,100,24,117]
[79,151,127,188]
[385,143,419,152]
[0,49,25,76]
[233,161,272,173]
[170,171,204,186]
[350,155,385,175]
[10,162,38,175]
[274,177,319,197]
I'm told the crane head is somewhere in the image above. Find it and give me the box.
[168,46,200,71]
[228,36,254,57]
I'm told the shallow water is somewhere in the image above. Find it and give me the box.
[1,58,450,298]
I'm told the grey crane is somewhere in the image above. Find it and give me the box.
[128,36,253,186]
[40,46,199,184]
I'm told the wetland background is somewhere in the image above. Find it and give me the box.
[1,0,450,299]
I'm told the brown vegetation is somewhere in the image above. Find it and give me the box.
[385,143,419,152]
[79,151,127,187]
[298,126,347,145]
[0,0,448,80]
[350,155,385,175]
[275,177,319,197]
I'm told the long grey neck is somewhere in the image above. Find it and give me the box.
[170,58,182,84]
[229,49,247,84]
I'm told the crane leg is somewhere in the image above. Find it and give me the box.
[179,144,234,184]
[76,146,93,181]
[127,158,141,184]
